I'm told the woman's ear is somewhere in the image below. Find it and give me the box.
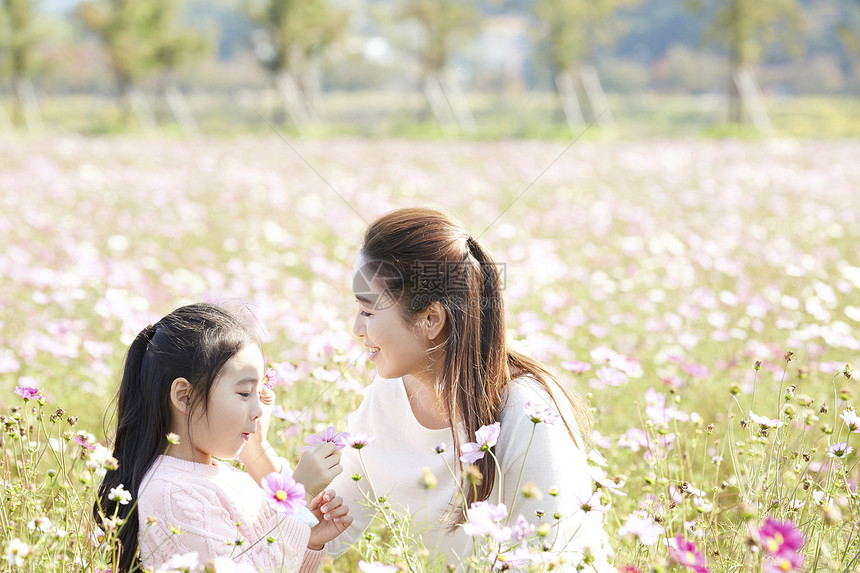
[170,377,193,415]
[421,301,448,341]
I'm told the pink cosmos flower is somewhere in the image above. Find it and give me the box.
[681,362,710,380]
[755,518,804,556]
[841,409,860,433]
[645,387,690,423]
[460,422,501,463]
[590,366,627,389]
[588,466,627,496]
[73,435,97,450]
[561,360,592,374]
[262,367,282,390]
[667,536,709,573]
[261,473,306,514]
[510,514,535,543]
[590,347,619,363]
[827,442,853,458]
[490,547,544,569]
[345,433,376,450]
[748,411,784,429]
[462,501,510,542]
[618,512,663,545]
[15,385,42,400]
[763,552,804,573]
[303,426,348,451]
[523,401,560,425]
[576,491,608,513]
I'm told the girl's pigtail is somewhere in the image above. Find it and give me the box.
[94,324,159,573]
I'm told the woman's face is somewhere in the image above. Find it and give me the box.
[352,255,432,380]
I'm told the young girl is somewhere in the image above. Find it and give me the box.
[94,303,351,572]
[328,208,616,571]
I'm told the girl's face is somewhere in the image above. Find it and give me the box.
[352,256,432,381]
[185,344,266,464]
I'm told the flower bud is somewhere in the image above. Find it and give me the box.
[465,465,483,486]
[522,481,543,500]
[419,468,437,490]
[737,502,756,521]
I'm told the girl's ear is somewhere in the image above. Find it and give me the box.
[421,301,447,341]
[170,377,193,415]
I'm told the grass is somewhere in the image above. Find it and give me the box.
[3,92,860,140]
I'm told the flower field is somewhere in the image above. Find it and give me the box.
[1,136,859,572]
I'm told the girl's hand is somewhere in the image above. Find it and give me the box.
[307,489,352,550]
[292,442,343,498]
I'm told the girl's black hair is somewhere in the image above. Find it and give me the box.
[93,302,261,572]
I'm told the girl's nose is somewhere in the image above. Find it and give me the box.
[251,396,263,420]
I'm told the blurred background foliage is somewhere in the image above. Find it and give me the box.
[0,0,858,137]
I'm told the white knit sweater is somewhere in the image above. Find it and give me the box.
[137,455,324,572]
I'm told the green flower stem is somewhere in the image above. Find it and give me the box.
[775,359,789,420]
[486,447,504,506]
[751,367,759,419]
[506,423,537,526]
[439,452,469,516]
[355,449,421,572]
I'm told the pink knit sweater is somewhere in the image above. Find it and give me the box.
[137,455,324,572]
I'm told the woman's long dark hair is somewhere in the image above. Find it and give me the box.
[361,207,592,524]
[93,303,261,572]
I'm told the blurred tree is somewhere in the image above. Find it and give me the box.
[688,0,805,123]
[402,0,479,134]
[0,0,44,126]
[533,0,642,126]
[244,0,348,125]
[403,0,479,84]
[77,0,207,102]
[834,0,860,65]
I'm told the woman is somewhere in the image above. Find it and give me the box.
[328,208,615,571]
